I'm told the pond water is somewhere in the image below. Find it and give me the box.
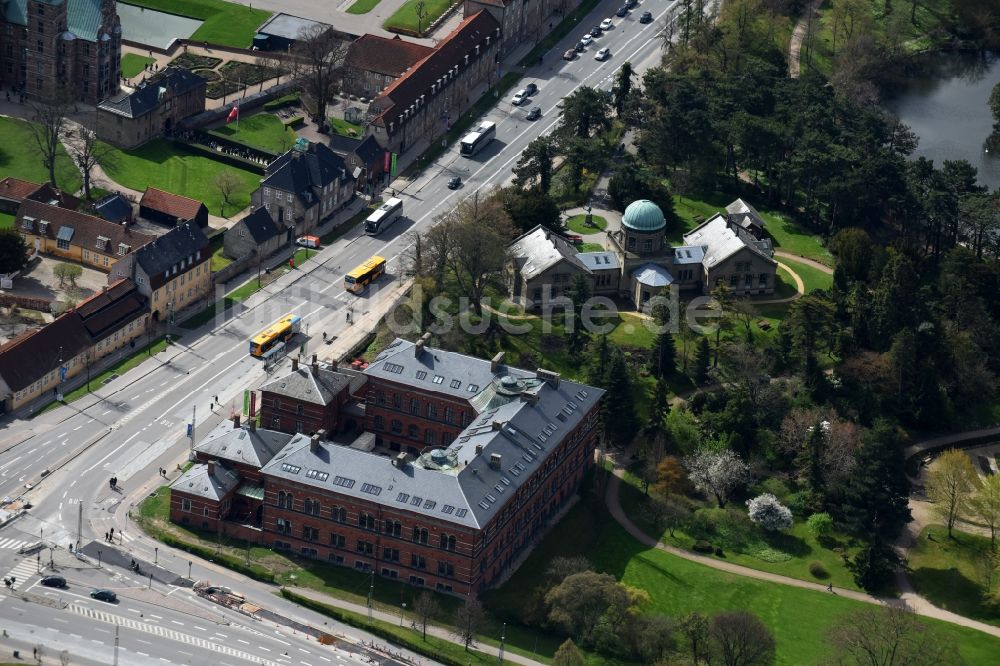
[118,3,203,50]
[883,51,1000,190]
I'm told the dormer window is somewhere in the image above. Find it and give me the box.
[96,236,108,250]
[38,220,49,234]
[21,216,34,230]
[117,243,130,256]
[475,45,481,55]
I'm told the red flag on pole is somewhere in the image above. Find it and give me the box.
[226,105,239,123]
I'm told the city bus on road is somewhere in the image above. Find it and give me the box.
[250,313,301,358]
[364,198,403,235]
[345,256,387,294]
[460,121,496,157]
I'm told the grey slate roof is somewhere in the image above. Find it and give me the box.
[261,143,350,206]
[98,68,204,118]
[683,213,776,268]
[94,193,132,223]
[508,225,587,281]
[576,251,619,271]
[238,207,283,244]
[633,263,674,287]
[673,245,705,265]
[194,420,290,469]
[725,198,766,230]
[132,221,208,279]
[259,364,351,406]
[266,342,603,528]
[171,462,240,501]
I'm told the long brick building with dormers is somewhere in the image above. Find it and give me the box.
[169,337,603,596]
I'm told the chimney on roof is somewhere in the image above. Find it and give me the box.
[536,369,560,388]
[292,357,299,372]
[207,460,215,477]
[491,421,503,431]
[393,452,408,468]
[489,453,502,470]
[414,331,432,357]
[232,415,241,429]
[311,354,319,376]
[490,351,505,372]
[309,433,320,453]
[521,392,540,406]
[475,444,484,456]
[248,417,256,433]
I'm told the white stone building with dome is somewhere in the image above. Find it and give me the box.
[506,198,778,310]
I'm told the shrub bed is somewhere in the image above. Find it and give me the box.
[170,53,222,70]
[809,561,829,579]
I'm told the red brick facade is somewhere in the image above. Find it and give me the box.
[363,379,472,455]
[262,405,600,595]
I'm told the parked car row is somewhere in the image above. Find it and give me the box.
[564,5,653,61]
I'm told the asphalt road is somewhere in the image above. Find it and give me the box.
[0,0,685,662]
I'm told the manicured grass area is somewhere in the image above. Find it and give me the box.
[210,246,232,271]
[213,113,297,153]
[608,311,656,349]
[908,524,1000,627]
[0,211,14,230]
[99,139,259,216]
[384,0,452,36]
[576,242,604,253]
[780,256,833,293]
[565,213,607,234]
[774,265,800,299]
[0,117,82,193]
[671,191,834,266]
[346,0,382,15]
[328,117,363,138]
[121,53,155,78]
[485,491,1000,665]
[121,0,271,48]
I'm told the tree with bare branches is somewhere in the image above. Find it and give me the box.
[452,595,486,651]
[28,95,73,187]
[214,171,242,216]
[411,591,439,640]
[66,126,114,200]
[827,605,959,665]
[291,25,347,127]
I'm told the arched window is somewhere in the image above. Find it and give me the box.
[412,527,428,544]
[277,491,286,508]
[408,424,419,439]
[440,534,456,551]
[331,506,346,523]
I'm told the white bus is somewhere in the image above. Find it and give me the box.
[460,121,497,157]
[364,197,404,235]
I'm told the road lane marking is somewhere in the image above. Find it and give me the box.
[84,430,140,472]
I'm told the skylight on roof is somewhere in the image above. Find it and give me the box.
[416,370,427,380]
[383,362,404,374]
[455,509,468,518]
[442,505,455,514]
[281,463,301,474]
[305,469,328,481]
[450,379,462,389]
[423,500,436,510]
[478,501,490,510]
[396,493,410,503]
[494,484,505,494]
[432,375,444,384]
[360,483,382,496]
[509,467,520,477]
[486,494,497,503]
[333,476,355,489]
[467,384,479,392]
[410,496,423,506]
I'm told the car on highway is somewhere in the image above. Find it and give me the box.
[580,33,593,46]
[524,82,538,96]
[590,26,602,37]
[600,18,614,31]
[563,49,576,60]
[616,6,629,17]
[526,107,542,121]
[40,575,66,588]
[639,11,653,23]
[91,588,117,603]
[447,176,462,189]
[511,89,528,105]
[595,48,611,61]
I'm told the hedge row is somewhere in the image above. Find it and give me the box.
[152,529,276,583]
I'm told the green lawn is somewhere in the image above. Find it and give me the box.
[565,213,607,234]
[328,117,363,138]
[908,524,1000,627]
[485,491,1000,665]
[213,113,297,153]
[346,0,382,14]
[384,0,453,36]
[774,265,800,299]
[0,211,14,230]
[0,117,82,193]
[608,312,656,350]
[210,246,232,271]
[671,191,834,266]
[99,139,259,216]
[779,256,833,293]
[121,0,270,48]
[120,53,155,78]
[576,242,604,253]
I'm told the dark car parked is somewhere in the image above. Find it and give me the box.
[626,0,639,8]
[616,6,629,17]
[524,82,538,96]
[591,26,603,37]
[40,575,66,588]
[91,589,117,603]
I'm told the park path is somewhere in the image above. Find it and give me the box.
[788,0,823,78]
[774,249,834,274]
[282,587,547,666]
[602,453,1000,638]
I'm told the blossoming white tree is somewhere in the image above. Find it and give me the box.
[747,493,793,531]
[684,449,751,507]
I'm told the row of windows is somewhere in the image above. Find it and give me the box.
[280,546,456,592]
[719,273,769,288]
[273,494,459,551]
[372,417,453,445]
[373,391,468,425]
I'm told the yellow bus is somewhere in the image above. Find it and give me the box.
[249,313,301,357]
[345,256,386,294]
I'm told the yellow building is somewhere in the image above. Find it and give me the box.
[17,199,154,272]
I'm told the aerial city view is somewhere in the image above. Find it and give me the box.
[0,0,998,664]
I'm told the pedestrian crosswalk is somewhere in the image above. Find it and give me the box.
[3,557,40,589]
[0,537,30,550]
[69,604,284,665]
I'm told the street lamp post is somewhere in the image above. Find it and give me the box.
[154,547,158,565]
[98,549,102,568]
[399,602,406,626]
[367,569,374,622]
[188,561,192,579]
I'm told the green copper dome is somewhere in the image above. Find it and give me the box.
[622,199,665,232]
